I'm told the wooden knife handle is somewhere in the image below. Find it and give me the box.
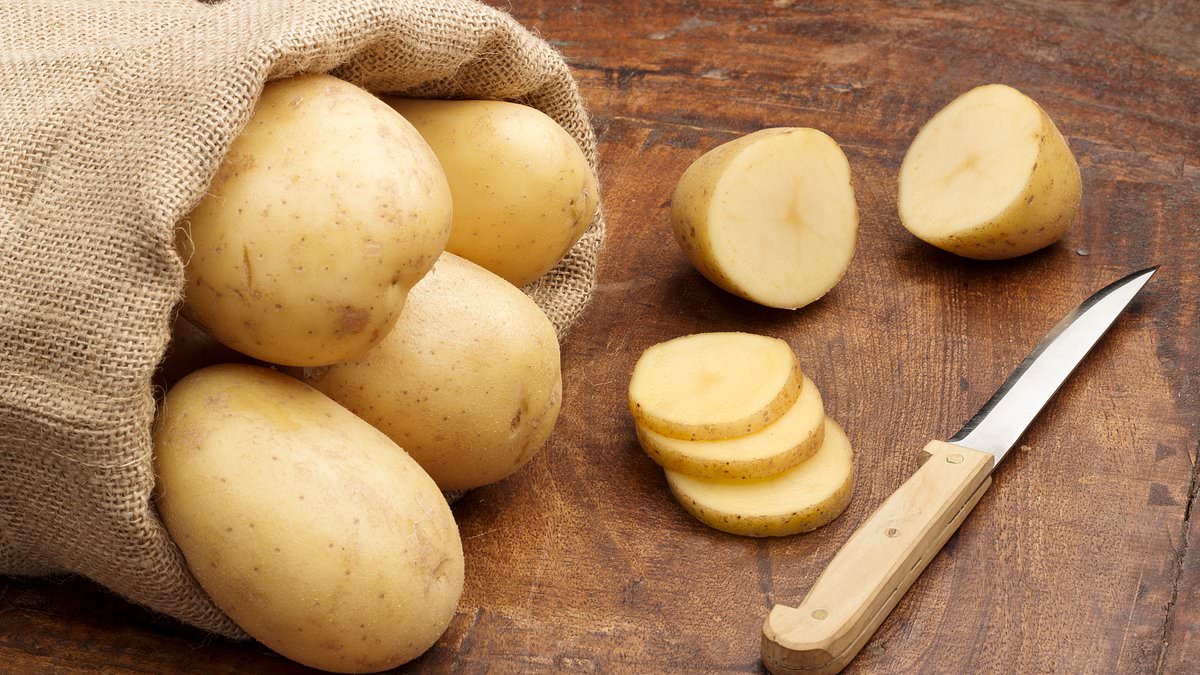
[762,440,994,674]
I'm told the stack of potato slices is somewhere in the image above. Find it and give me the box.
[628,332,854,536]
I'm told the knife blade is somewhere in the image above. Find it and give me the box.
[761,266,1158,674]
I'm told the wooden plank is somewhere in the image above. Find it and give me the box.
[0,1,1196,673]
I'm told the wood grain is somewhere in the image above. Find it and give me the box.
[2,1,1197,673]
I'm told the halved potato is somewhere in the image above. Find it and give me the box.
[898,83,1081,259]
[671,127,857,309]
[665,417,854,537]
[629,332,801,441]
[636,373,824,479]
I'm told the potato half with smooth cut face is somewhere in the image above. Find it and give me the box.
[179,74,452,366]
[636,373,824,480]
[898,83,1081,259]
[671,127,858,309]
[628,332,801,441]
[665,417,854,537]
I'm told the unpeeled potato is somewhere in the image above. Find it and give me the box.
[154,364,463,673]
[385,98,598,287]
[179,74,452,367]
[302,253,562,492]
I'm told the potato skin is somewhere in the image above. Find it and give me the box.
[154,364,463,673]
[385,98,598,287]
[303,253,562,492]
[179,74,452,366]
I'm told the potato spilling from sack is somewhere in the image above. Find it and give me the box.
[178,74,452,367]
[385,98,598,287]
[302,253,563,492]
[671,128,858,310]
[154,364,464,673]
[629,332,854,537]
[898,83,1081,259]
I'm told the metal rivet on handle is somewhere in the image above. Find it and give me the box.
[811,609,828,620]
[947,453,964,464]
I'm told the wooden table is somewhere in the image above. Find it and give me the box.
[2,1,1197,672]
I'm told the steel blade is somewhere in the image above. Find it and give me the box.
[947,266,1157,464]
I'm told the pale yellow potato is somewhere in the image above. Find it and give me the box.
[629,332,801,441]
[179,74,452,366]
[666,417,854,537]
[636,374,824,480]
[155,364,463,673]
[302,253,562,492]
[385,98,598,287]
[671,127,858,309]
[898,83,1082,259]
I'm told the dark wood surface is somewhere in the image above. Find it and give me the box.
[2,1,1197,673]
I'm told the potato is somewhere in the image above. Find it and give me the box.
[628,332,802,441]
[301,253,562,492]
[635,373,824,480]
[179,74,452,367]
[671,128,857,310]
[665,417,854,537]
[898,83,1082,259]
[154,364,463,673]
[385,98,598,287]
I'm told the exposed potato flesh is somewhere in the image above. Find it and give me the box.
[636,374,824,479]
[665,417,854,537]
[629,332,801,441]
[671,127,857,309]
[898,83,1081,259]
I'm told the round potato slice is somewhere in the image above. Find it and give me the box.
[671,127,858,310]
[629,332,801,441]
[665,417,854,537]
[898,83,1081,259]
[636,374,824,480]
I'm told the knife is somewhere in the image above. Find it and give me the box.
[761,266,1158,674]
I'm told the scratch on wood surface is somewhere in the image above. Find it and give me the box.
[1156,440,1200,673]
[1115,566,1147,672]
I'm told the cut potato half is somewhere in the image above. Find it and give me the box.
[636,374,824,480]
[898,83,1081,259]
[666,417,854,537]
[671,127,857,309]
[629,332,801,441]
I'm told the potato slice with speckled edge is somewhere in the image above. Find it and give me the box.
[636,374,824,479]
[898,83,1081,259]
[629,332,801,441]
[666,417,854,537]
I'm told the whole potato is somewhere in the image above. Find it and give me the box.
[303,253,562,492]
[179,74,452,366]
[384,98,597,287]
[154,364,464,673]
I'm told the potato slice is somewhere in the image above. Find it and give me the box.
[898,83,1081,259]
[629,332,801,441]
[671,127,857,309]
[636,374,824,479]
[665,417,853,537]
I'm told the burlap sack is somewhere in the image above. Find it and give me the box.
[0,0,603,638]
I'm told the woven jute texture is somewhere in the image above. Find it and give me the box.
[0,0,603,638]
